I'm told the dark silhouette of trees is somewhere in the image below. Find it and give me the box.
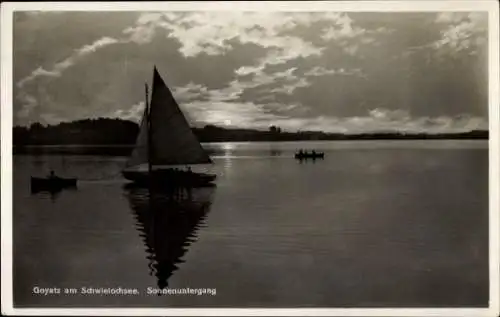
[13,117,488,155]
[269,125,281,133]
[14,118,139,146]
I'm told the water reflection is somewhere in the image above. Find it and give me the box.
[270,149,282,157]
[124,184,216,290]
[30,185,76,202]
[221,142,235,158]
[31,189,62,202]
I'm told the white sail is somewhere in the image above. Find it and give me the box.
[126,66,212,168]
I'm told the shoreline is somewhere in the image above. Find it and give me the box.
[13,139,488,156]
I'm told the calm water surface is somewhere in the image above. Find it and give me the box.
[13,140,489,307]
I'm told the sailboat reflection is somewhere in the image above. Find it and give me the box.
[124,184,216,289]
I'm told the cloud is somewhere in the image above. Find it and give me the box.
[368,108,409,121]
[304,67,337,76]
[122,13,164,44]
[16,12,178,120]
[173,66,306,103]
[11,12,374,124]
[78,37,119,54]
[269,78,310,95]
[304,66,365,78]
[162,100,487,134]
[235,65,265,76]
[16,95,37,118]
[173,82,209,101]
[133,12,327,72]
[173,65,307,104]
[17,36,120,89]
[39,113,66,126]
[272,67,298,79]
[321,15,366,41]
[433,12,487,54]
[13,11,488,133]
[208,82,247,102]
[173,81,244,103]
[16,67,60,88]
[267,109,488,134]
[15,12,168,121]
[15,36,122,122]
[109,101,145,123]
[158,12,312,58]
[183,100,287,128]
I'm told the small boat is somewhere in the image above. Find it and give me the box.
[30,176,77,193]
[122,66,216,188]
[294,151,325,160]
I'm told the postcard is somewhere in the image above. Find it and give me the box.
[1,1,499,316]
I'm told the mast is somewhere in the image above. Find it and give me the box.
[145,82,152,175]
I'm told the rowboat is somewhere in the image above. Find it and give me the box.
[294,152,325,160]
[30,176,77,193]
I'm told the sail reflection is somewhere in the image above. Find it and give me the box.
[124,184,216,289]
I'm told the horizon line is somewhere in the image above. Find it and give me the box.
[12,118,489,135]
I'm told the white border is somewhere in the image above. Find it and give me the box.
[1,1,499,316]
[0,1,499,12]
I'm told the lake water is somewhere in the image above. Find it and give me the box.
[12,140,489,308]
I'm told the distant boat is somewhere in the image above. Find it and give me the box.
[30,176,77,193]
[294,151,325,160]
[122,66,216,187]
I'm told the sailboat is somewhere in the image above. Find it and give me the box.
[122,66,216,187]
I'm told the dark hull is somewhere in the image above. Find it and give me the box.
[294,153,325,160]
[122,169,216,188]
[31,177,77,193]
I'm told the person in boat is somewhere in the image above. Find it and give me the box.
[298,149,304,156]
[312,150,316,156]
[187,166,192,173]
[48,170,56,180]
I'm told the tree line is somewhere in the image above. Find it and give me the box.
[13,118,488,147]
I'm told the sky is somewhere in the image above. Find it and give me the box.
[13,11,488,133]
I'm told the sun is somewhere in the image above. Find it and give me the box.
[223,119,232,126]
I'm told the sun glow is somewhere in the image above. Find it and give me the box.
[224,119,232,126]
